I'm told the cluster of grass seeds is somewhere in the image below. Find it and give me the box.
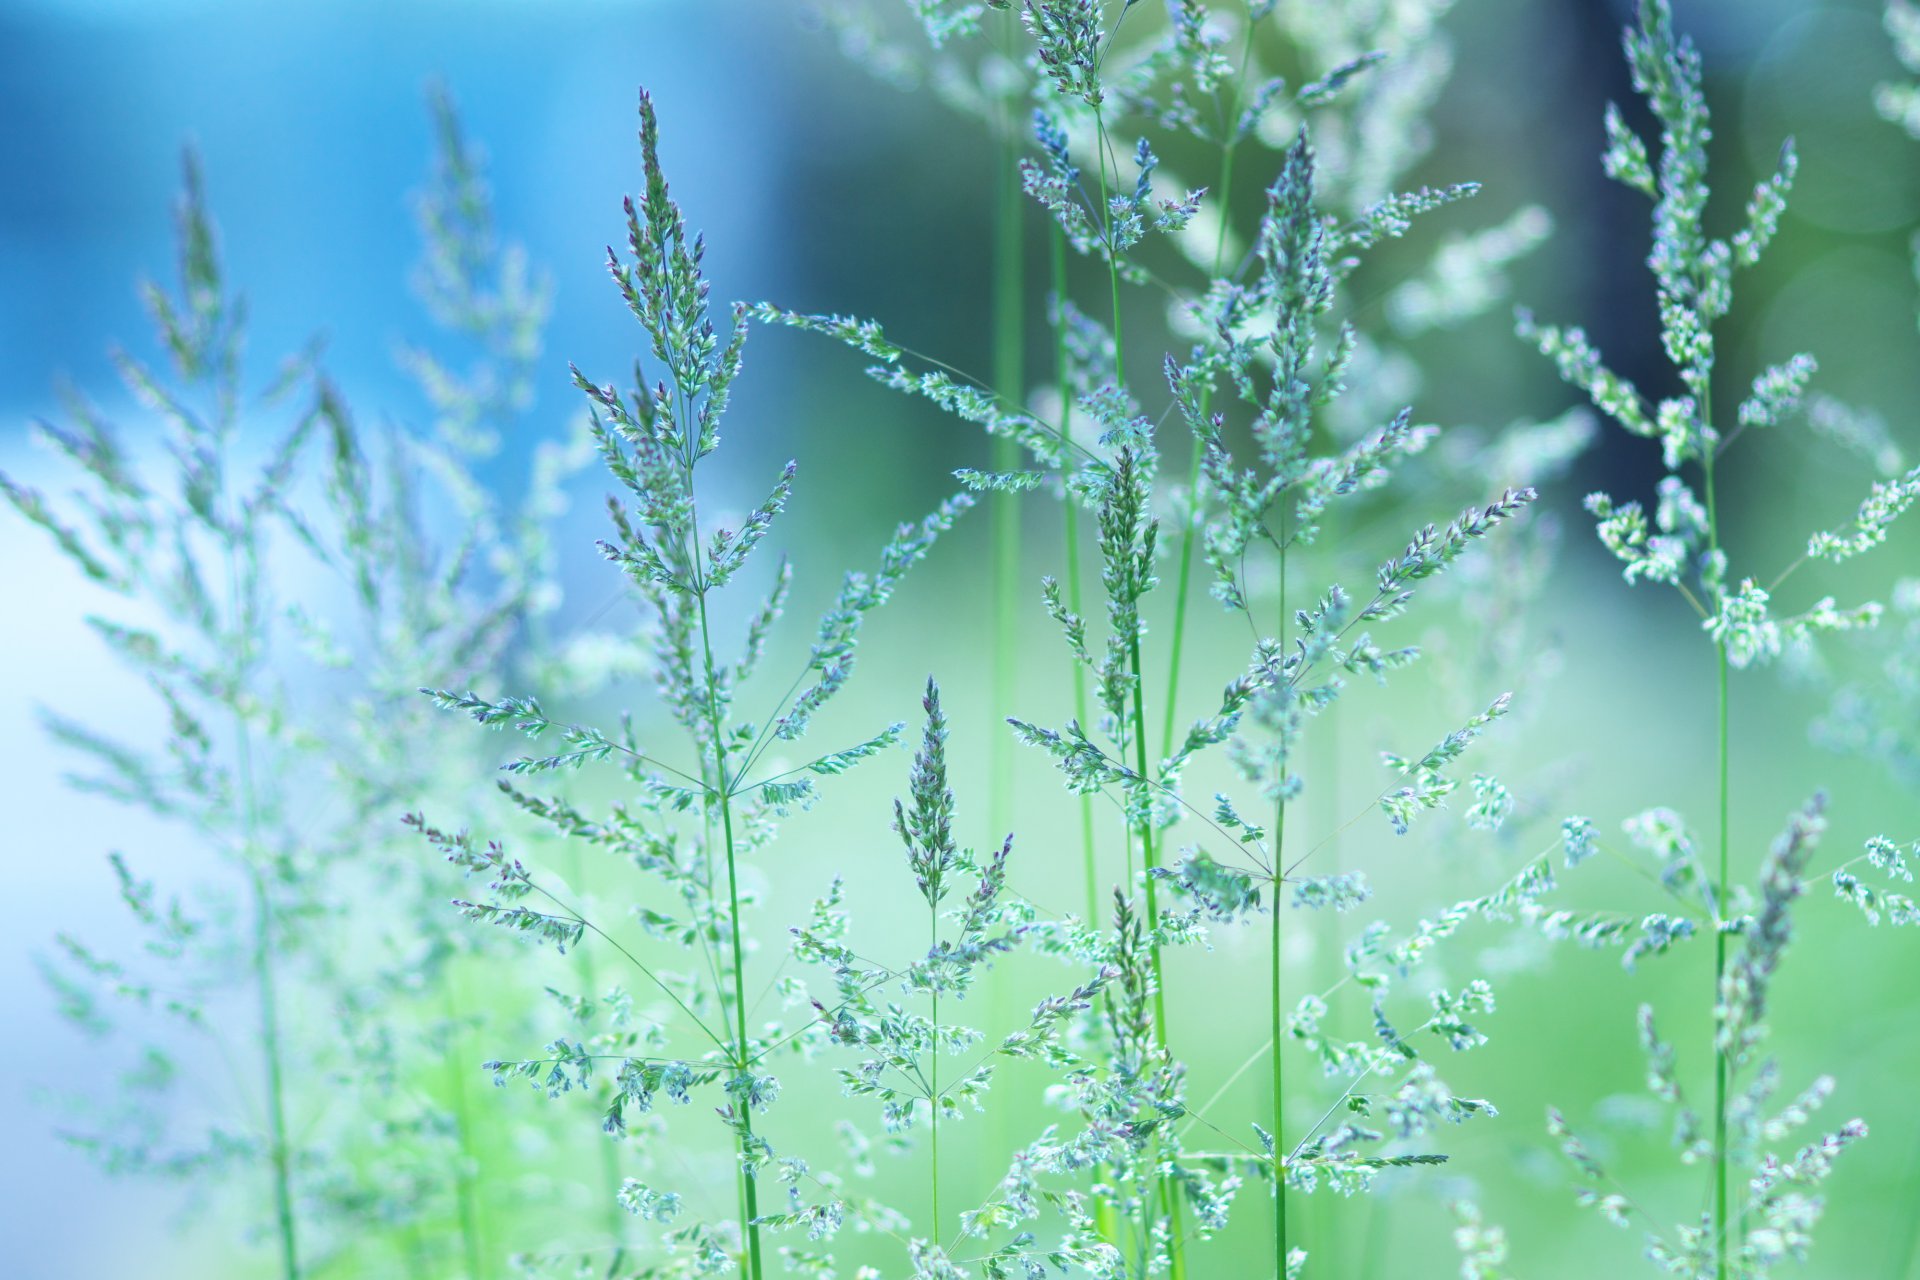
[1508,2,1920,1275]
[8,91,600,1278]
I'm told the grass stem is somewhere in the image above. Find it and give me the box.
[1703,399,1731,1280]
[1271,537,1289,1279]
[691,473,763,1279]
[930,907,942,1249]
[1095,93,1185,1280]
[1053,221,1115,1248]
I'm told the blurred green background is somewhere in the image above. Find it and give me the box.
[2,0,1916,1276]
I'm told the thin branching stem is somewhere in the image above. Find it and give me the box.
[695,578,764,1280]
[523,878,729,1055]
[1705,436,1732,1280]
[1092,84,1182,1275]
[677,360,765,1277]
[929,904,943,1250]
[1272,530,1289,1279]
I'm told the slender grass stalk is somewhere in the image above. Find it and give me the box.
[930,905,942,1246]
[1125,638,1169,1021]
[1269,827,1287,1277]
[1702,405,1731,1280]
[1093,118,1125,395]
[1052,220,1117,1253]
[1313,708,1344,1279]
[1271,536,1289,1280]
[694,575,764,1280]
[1094,86,1184,1280]
[1087,104,1153,975]
[677,347,764,1274]
[1126,626,1182,1275]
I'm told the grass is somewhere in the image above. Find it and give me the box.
[12,3,1920,1279]
[1517,2,1920,1273]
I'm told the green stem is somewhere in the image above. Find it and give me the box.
[1311,712,1342,1276]
[930,907,942,1248]
[691,537,762,1279]
[1703,414,1730,1280]
[1713,637,1730,1279]
[1096,94,1186,1280]
[716,725,763,1277]
[1270,859,1288,1278]
[1055,227,1114,1251]
[1126,638,1170,1044]
[719,776,763,1279]
[1129,633,1184,1276]
[1271,545,1289,1279]
[1160,436,1205,761]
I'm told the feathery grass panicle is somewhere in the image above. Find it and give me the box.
[784,678,1114,1276]
[423,89,975,1280]
[1516,4,1913,1274]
